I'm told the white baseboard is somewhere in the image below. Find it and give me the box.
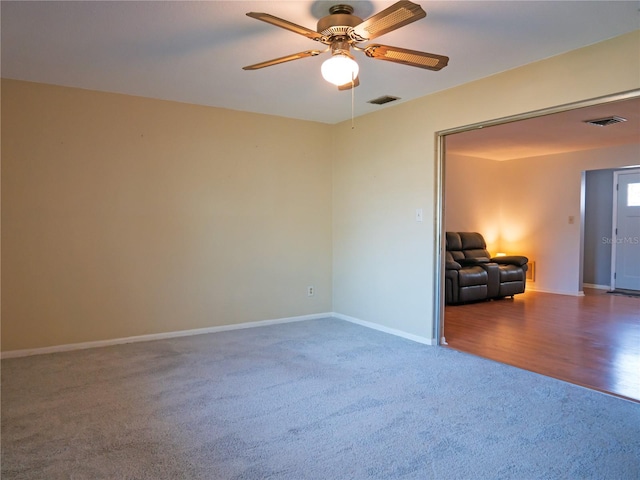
[583,283,611,290]
[526,286,584,296]
[0,313,332,359]
[332,312,436,346]
[1,311,435,359]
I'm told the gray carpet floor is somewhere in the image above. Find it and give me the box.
[2,318,639,479]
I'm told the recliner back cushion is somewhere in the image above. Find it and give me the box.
[464,249,491,259]
[446,231,491,260]
[446,232,466,261]
[459,232,486,250]
[446,232,462,250]
[460,232,491,259]
[451,251,465,261]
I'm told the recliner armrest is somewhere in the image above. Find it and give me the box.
[491,255,528,267]
[458,257,490,267]
[446,261,461,271]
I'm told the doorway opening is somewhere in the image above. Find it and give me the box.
[434,89,640,345]
[583,166,640,293]
[433,90,640,401]
[611,168,640,292]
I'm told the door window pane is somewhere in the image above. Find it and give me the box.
[629,183,640,207]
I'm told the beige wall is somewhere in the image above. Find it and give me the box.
[332,31,640,340]
[499,143,639,295]
[3,31,639,351]
[445,144,639,295]
[444,154,502,253]
[2,80,333,351]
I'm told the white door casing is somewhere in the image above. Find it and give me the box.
[611,169,640,291]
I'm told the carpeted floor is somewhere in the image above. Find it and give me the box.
[2,318,639,479]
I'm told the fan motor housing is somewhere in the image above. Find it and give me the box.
[317,5,363,36]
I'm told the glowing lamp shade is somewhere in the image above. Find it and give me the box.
[321,54,359,86]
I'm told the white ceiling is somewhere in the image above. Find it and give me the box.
[2,1,639,126]
[446,97,640,161]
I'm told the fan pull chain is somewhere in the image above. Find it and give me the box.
[351,73,355,129]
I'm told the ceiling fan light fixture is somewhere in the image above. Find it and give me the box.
[244,1,448,88]
[321,54,359,86]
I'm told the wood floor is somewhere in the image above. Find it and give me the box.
[444,288,640,402]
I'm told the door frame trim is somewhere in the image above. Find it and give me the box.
[611,167,640,290]
[433,89,640,346]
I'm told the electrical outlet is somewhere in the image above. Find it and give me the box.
[307,286,314,297]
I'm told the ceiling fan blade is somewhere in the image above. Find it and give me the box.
[364,44,449,71]
[338,76,360,91]
[246,12,323,41]
[350,1,426,41]
[243,50,323,70]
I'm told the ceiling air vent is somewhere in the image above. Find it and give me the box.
[583,116,627,127]
[368,95,400,105]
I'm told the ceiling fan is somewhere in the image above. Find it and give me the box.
[243,1,449,90]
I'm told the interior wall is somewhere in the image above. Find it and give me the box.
[584,168,617,287]
[3,31,639,351]
[444,146,637,295]
[332,31,639,340]
[1,79,333,351]
[444,153,502,253]
[498,144,638,294]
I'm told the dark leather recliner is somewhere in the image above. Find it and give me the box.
[445,232,528,305]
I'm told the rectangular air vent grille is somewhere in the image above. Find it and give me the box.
[583,116,627,127]
[526,261,535,282]
[368,95,400,105]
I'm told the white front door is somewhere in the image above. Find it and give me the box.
[612,169,640,291]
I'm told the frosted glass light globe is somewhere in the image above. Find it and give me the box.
[321,55,359,86]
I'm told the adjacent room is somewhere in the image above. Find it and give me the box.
[2,1,639,478]
[442,98,640,401]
